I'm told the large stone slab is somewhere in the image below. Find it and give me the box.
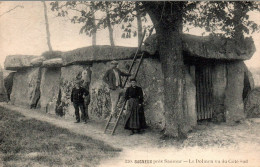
[182,34,255,60]
[0,65,8,102]
[133,59,165,129]
[41,51,62,60]
[60,65,86,119]
[4,71,15,101]
[90,58,165,128]
[31,56,46,67]
[212,63,227,122]
[38,67,61,114]
[144,34,255,60]
[59,58,166,129]
[4,55,38,71]
[10,67,41,108]
[183,68,197,130]
[62,45,138,66]
[242,62,254,100]
[224,61,245,124]
[244,87,260,118]
[42,58,63,68]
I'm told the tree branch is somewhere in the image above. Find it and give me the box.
[0,5,24,17]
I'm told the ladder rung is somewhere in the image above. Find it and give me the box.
[108,122,116,124]
[105,129,113,132]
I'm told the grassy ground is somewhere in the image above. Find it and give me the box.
[0,106,121,167]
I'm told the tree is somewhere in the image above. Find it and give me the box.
[42,1,53,51]
[136,2,143,46]
[105,2,115,46]
[91,14,97,46]
[51,1,260,138]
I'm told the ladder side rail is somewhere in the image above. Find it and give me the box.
[111,52,145,135]
[105,28,152,135]
[111,100,127,135]
[133,52,145,79]
[132,26,154,80]
[104,114,113,133]
[110,30,148,134]
[123,29,147,88]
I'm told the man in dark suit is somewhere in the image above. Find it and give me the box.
[103,60,131,117]
[71,80,89,123]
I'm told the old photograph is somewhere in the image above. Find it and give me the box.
[0,1,260,167]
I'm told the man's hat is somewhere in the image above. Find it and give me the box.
[111,60,118,65]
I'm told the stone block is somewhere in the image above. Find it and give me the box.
[244,87,260,118]
[4,55,37,71]
[39,67,61,114]
[0,65,8,102]
[10,67,41,108]
[224,61,245,124]
[42,58,63,68]
[31,56,46,67]
[62,45,137,66]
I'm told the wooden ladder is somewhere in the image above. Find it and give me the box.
[104,29,148,135]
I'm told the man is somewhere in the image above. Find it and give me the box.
[71,80,89,123]
[81,66,92,91]
[124,78,147,135]
[81,66,92,121]
[103,60,131,117]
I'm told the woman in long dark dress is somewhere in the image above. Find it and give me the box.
[124,78,147,135]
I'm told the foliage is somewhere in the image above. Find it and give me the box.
[50,1,260,38]
[184,1,260,37]
[50,1,150,38]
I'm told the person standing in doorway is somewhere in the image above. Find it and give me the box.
[71,80,89,123]
[103,60,131,117]
[81,66,92,121]
[124,78,147,135]
[81,66,92,90]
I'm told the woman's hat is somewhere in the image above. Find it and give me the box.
[130,78,136,82]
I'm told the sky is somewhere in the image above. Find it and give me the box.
[0,1,259,68]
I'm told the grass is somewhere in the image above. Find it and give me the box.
[0,106,121,167]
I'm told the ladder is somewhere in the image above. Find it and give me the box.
[104,29,149,135]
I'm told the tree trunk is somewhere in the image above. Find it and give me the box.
[136,2,143,46]
[233,2,245,41]
[106,5,115,46]
[92,15,97,46]
[42,1,53,51]
[146,2,189,138]
[92,29,97,46]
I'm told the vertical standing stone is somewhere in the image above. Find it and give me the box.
[183,67,197,130]
[60,65,86,118]
[136,59,165,129]
[224,61,245,124]
[0,65,8,102]
[39,67,61,114]
[4,72,15,101]
[242,62,254,100]
[212,63,227,122]
[10,68,41,108]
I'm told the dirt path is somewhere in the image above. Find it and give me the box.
[1,102,260,167]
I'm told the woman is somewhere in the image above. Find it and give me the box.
[124,78,147,135]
